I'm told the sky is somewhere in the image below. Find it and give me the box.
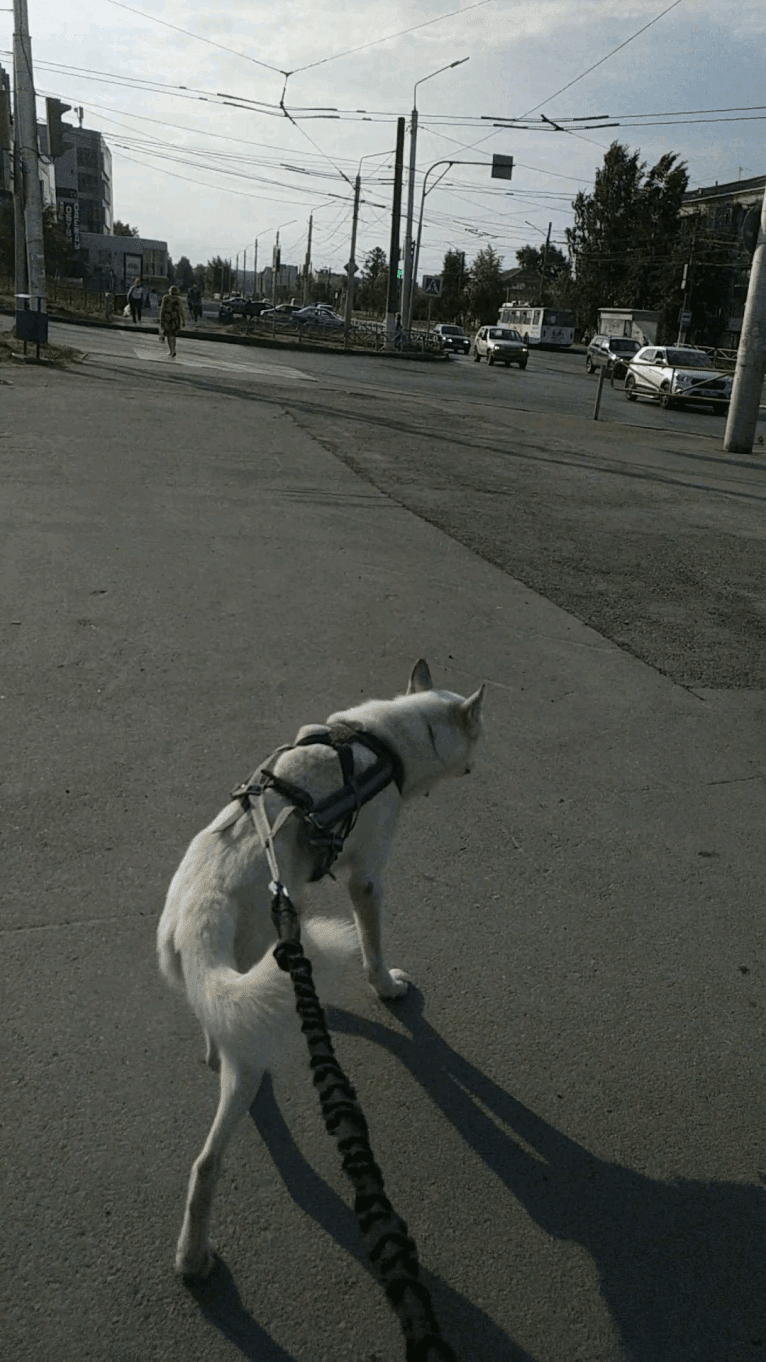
[3,0,765,281]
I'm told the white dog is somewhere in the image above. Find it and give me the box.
[158,659,485,1278]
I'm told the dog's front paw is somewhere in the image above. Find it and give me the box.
[372,968,411,1000]
[175,1244,216,1280]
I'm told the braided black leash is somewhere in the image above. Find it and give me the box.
[270,882,456,1362]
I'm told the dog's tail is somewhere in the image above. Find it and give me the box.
[166,915,359,1073]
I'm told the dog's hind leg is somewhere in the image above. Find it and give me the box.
[204,1031,220,1072]
[175,1057,263,1278]
[347,870,409,999]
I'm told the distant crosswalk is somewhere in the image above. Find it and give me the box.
[133,346,317,384]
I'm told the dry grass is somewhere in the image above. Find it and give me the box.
[0,335,88,366]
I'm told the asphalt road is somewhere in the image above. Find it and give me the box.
[2,320,765,1362]
[18,314,766,688]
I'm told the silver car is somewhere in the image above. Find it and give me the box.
[624,345,732,411]
[473,326,528,368]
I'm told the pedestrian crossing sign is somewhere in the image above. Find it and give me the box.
[422,275,442,296]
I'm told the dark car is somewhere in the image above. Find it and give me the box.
[432,324,471,355]
[585,334,641,378]
[218,296,272,323]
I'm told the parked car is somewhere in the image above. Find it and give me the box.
[294,306,344,329]
[218,296,272,323]
[274,303,303,316]
[624,345,732,411]
[585,334,641,378]
[473,326,529,368]
[432,324,471,355]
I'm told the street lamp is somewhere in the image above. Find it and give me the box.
[402,57,469,332]
[410,159,487,321]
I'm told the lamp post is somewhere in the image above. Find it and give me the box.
[402,58,468,333]
[410,159,486,321]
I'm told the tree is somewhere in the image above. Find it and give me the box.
[514,242,571,305]
[356,246,388,315]
[113,220,139,237]
[434,249,468,322]
[565,141,688,334]
[0,200,79,281]
[466,245,505,325]
[205,256,229,294]
[0,197,14,278]
[192,262,206,292]
[174,255,195,290]
[42,206,77,279]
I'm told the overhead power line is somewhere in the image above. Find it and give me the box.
[519,0,685,118]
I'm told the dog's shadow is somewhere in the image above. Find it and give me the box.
[189,988,766,1361]
[324,991,766,1360]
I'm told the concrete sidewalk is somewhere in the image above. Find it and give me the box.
[2,358,764,1361]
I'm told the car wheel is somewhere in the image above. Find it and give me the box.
[504,361,511,368]
[488,354,495,366]
[585,355,595,374]
[518,359,528,370]
[659,383,675,410]
[473,350,481,362]
[625,375,638,402]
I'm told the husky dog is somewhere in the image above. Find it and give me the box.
[157,659,485,1279]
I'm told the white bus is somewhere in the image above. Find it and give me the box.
[498,304,575,348]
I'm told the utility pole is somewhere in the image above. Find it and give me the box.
[537,222,551,305]
[724,188,766,454]
[676,222,697,344]
[243,247,247,295]
[253,239,258,296]
[344,174,361,340]
[272,232,280,305]
[401,105,418,333]
[12,0,45,308]
[385,116,406,346]
[302,214,312,305]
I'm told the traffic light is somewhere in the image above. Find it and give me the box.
[46,98,72,158]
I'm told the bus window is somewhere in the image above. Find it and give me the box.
[533,311,541,325]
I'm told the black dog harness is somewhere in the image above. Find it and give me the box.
[225,721,405,880]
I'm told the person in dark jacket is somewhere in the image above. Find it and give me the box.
[127,278,143,324]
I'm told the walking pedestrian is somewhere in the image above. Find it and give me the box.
[187,284,202,323]
[159,285,185,358]
[127,278,144,324]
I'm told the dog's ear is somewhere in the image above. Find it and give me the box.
[407,659,433,694]
[460,683,486,735]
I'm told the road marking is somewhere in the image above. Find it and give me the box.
[132,347,316,382]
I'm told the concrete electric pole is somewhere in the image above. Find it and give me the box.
[385,117,406,347]
[302,214,312,305]
[537,223,552,305]
[724,189,766,454]
[343,174,361,340]
[13,0,45,308]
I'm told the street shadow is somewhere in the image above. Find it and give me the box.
[184,1257,299,1362]
[320,991,766,1361]
[249,1073,534,1362]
